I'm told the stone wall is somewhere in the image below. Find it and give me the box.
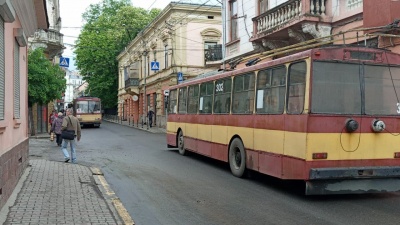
[0,139,29,210]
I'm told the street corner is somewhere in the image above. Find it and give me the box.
[91,167,135,225]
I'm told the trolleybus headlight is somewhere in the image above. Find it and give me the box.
[394,152,400,158]
[371,119,385,132]
[345,119,359,132]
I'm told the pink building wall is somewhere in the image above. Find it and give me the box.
[0,1,48,211]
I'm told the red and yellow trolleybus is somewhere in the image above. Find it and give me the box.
[167,46,400,195]
[72,96,102,127]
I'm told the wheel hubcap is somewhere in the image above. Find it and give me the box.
[234,148,241,166]
[179,135,183,149]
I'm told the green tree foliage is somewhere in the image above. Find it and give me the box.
[75,0,161,108]
[28,48,66,107]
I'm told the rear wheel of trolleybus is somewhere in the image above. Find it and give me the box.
[177,130,187,155]
[229,138,246,177]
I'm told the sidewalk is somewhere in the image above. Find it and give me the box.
[0,156,133,225]
[1,120,163,224]
[103,119,167,134]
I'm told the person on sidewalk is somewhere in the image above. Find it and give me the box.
[49,109,57,127]
[61,108,81,163]
[147,108,154,128]
[51,112,64,147]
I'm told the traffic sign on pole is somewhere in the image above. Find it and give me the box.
[177,72,183,83]
[59,57,69,68]
[151,61,159,71]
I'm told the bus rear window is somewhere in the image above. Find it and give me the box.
[312,62,361,114]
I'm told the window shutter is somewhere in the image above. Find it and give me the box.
[0,18,5,120]
[14,40,20,119]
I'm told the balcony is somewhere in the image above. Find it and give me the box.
[251,0,333,49]
[124,78,140,95]
[30,29,65,59]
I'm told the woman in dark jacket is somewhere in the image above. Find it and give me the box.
[51,112,64,147]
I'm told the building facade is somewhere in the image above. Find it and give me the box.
[64,70,83,105]
[117,2,222,128]
[223,0,400,69]
[0,0,48,210]
[28,0,64,134]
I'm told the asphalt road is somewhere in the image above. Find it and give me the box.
[30,121,400,225]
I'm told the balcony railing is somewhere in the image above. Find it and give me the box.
[205,44,223,62]
[32,29,64,46]
[254,0,327,35]
[125,78,139,88]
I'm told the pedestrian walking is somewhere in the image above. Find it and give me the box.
[61,108,81,163]
[147,108,154,127]
[51,112,64,147]
[49,109,57,126]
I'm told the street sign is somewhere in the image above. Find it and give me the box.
[150,61,159,71]
[59,57,69,68]
[163,90,169,96]
[177,72,183,83]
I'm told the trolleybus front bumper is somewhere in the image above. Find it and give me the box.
[306,166,400,195]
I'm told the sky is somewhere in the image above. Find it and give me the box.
[59,0,173,71]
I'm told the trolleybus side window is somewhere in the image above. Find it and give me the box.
[256,66,286,114]
[287,62,306,114]
[178,87,188,114]
[232,73,255,114]
[187,85,199,114]
[311,62,361,114]
[199,81,213,114]
[214,78,232,114]
[168,89,178,114]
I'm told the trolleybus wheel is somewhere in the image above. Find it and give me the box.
[229,138,246,177]
[178,130,186,155]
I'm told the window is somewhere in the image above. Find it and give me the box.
[229,0,238,41]
[287,62,307,114]
[205,42,223,62]
[269,0,289,9]
[178,87,187,114]
[0,18,4,120]
[164,45,168,69]
[14,40,20,119]
[199,81,214,114]
[214,78,232,114]
[256,66,286,114]
[88,101,101,113]
[168,89,177,114]
[76,101,88,113]
[187,85,199,114]
[233,73,255,114]
[311,62,400,115]
[259,0,268,14]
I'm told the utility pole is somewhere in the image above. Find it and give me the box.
[222,0,226,70]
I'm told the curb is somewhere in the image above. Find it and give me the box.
[104,119,166,134]
[91,167,135,225]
